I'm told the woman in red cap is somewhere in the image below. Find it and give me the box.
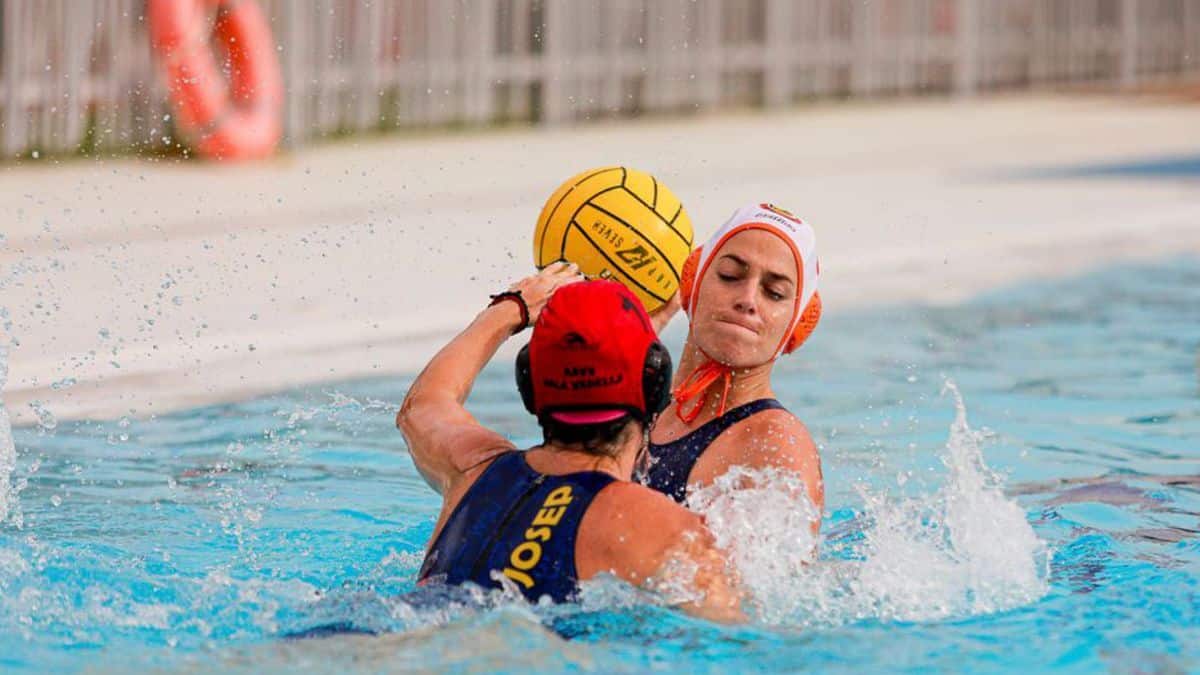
[396,263,742,621]
[641,204,825,531]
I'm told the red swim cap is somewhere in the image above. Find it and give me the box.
[519,279,667,424]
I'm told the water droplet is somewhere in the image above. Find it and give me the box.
[50,377,76,390]
[28,401,57,431]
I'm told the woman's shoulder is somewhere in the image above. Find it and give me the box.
[708,399,811,444]
[584,481,706,552]
[591,479,696,518]
[698,404,817,476]
[737,404,810,438]
[576,480,705,574]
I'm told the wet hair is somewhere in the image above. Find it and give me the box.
[539,413,640,458]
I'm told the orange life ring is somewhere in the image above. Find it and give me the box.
[148,0,283,160]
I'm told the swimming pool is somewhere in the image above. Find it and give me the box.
[1,257,1197,673]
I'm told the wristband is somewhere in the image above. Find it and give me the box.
[488,291,530,334]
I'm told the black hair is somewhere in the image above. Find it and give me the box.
[540,413,641,458]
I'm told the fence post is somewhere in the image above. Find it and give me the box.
[1120,0,1138,88]
[540,0,568,124]
[599,0,627,115]
[352,0,382,132]
[278,2,300,147]
[1028,0,1045,85]
[851,0,875,95]
[695,0,721,108]
[642,0,667,113]
[1188,0,1200,76]
[2,0,22,156]
[763,0,793,107]
[464,0,496,124]
[955,0,979,96]
[64,0,89,152]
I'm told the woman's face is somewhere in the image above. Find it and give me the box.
[690,229,798,367]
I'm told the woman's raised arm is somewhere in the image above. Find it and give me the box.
[396,262,583,493]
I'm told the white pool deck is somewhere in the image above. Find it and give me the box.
[2,94,1198,426]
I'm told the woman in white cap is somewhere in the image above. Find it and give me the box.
[641,203,824,529]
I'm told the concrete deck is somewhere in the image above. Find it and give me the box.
[2,94,1198,425]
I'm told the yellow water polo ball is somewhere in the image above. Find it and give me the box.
[533,166,694,311]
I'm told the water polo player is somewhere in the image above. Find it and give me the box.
[640,203,825,529]
[396,264,742,621]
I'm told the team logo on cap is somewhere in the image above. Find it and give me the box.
[559,331,591,350]
[761,203,803,224]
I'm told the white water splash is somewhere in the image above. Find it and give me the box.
[686,466,821,623]
[689,381,1049,627]
[276,391,395,435]
[851,382,1049,622]
[27,400,56,432]
[0,341,16,525]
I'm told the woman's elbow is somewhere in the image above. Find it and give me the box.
[396,391,447,437]
[395,392,421,433]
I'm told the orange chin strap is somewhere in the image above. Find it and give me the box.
[672,357,734,424]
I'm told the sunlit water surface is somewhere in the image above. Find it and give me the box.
[1,258,1197,673]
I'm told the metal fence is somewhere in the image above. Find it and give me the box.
[2,0,1198,157]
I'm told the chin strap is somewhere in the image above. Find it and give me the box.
[672,357,734,424]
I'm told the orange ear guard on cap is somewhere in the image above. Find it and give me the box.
[678,248,821,354]
[784,291,820,353]
[679,248,701,314]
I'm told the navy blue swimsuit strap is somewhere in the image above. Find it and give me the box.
[639,398,785,503]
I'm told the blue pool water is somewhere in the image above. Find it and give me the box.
[1015,152,1200,180]
[1,257,1198,673]
[1003,151,1200,180]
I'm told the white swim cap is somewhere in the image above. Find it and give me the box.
[682,203,820,358]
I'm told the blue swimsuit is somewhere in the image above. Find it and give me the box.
[639,398,784,503]
[418,451,615,602]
